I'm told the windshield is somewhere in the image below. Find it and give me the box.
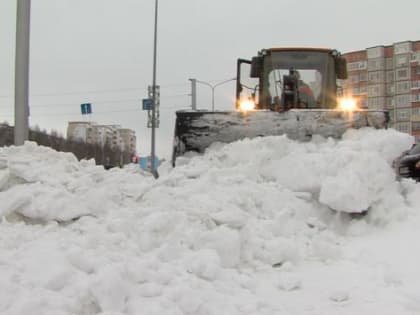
[261,50,337,109]
[409,144,420,155]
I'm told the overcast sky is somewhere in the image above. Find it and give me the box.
[1,0,420,157]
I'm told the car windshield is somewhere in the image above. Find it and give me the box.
[409,144,420,155]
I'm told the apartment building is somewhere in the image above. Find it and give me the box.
[342,40,420,141]
[67,121,98,143]
[119,128,136,154]
[67,121,136,156]
[94,124,114,146]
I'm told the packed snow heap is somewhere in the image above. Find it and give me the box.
[1,127,420,315]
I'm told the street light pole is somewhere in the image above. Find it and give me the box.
[189,78,197,110]
[195,78,236,111]
[150,0,159,179]
[14,0,31,145]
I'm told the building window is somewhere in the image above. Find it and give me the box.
[396,81,411,94]
[359,73,368,81]
[402,124,411,133]
[367,47,384,59]
[388,109,395,122]
[396,68,410,80]
[395,55,409,67]
[386,84,395,96]
[368,97,385,109]
[368,58,385,71]
[347,61,367,71]
[386,97,395,109]
[386,70,394,82]
[347,63,357,71]
[396,94,410,107]
[350,74,359,83]
[412,94,420,102]
[386,58,394,69]
[368,85,384,97]
[413,122,420,131]
[397,109,410,121]
[412,108,420,116]
[395,122,411,134]
[394,42,412,55]
[368,71,384,83]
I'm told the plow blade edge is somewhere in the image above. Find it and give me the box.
[172,109,389,166]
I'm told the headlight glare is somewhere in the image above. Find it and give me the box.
[238,99,256,112]
[338,98,357,111]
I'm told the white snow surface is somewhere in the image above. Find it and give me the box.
[1,128,420,315]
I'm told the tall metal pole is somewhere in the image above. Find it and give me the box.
[150,0,159,179]
[211,87,215,112]
[189,78,197,110]
[14,0,31,145]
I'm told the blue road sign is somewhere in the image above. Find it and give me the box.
[81,103,92,114]
[139,156,160,171]
[142,98,153,110]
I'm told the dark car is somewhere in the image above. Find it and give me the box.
[395,143,420,181]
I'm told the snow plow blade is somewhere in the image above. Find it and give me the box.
[172,109,389,166]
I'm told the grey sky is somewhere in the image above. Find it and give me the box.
[1,0,420,157]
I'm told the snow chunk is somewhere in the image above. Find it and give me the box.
[209,208,249,229]
[186,249,222,281]
[137,283,163,298]
[329,290,350,302]
[277,272,302,291]
[195,225,241,268]
[89,266,129,313]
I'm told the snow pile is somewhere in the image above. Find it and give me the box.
[1,128,420,315]
[0,142,154,222]
[177,127,412,216]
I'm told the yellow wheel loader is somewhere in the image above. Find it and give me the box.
[172,48,389,166]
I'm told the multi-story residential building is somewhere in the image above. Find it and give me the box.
[67,121,98,143]
[342,40,420,141]
[119,128,136,154]
[94,125,114,147]
[67,121,136,156]
[100,124,122,148]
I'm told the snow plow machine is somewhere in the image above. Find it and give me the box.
[172,48,389,166]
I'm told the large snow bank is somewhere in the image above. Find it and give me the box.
[1,128,420,315]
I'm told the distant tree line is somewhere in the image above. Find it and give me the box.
[0,123,134,168]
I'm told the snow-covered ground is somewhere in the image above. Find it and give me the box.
[1,127,420,315]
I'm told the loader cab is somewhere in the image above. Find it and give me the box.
[236,48,348,111]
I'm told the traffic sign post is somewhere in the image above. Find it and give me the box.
[81,103,92,115]
[149,0,159,179]
[139,155,160,171]
[142,98,153,111]
[147,85,160,128]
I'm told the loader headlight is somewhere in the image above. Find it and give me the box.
[338,98,357,111]
[416,161,420,169]
[238,98,256,112]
